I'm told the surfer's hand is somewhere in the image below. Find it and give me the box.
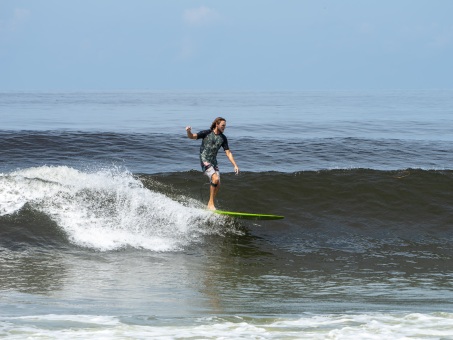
[234,166,239,175]
[186,126,197,139]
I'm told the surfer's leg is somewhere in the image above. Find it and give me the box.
[208,172,220,210]
[203,166,220,210]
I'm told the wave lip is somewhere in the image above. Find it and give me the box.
[0,166,215,251]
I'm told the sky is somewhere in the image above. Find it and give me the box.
[1,0,452,91]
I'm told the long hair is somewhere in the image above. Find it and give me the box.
[210,117,226,130]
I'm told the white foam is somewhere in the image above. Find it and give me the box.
[1,312,452,339]
[0,166,216,251]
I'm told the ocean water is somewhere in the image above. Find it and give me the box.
[1,90,453,339]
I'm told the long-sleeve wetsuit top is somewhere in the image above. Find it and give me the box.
[196,129,229,171]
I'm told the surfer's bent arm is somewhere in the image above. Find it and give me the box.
[185,126,197,139]
[225,149,239,174]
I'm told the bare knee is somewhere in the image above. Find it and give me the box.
[211,173,220,186]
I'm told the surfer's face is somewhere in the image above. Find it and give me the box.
[217,121,226,133]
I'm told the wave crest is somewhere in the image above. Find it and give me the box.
[0,166,218,251]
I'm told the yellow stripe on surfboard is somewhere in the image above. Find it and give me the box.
[213,210,284,220]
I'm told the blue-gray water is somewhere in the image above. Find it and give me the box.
[1,90,453,338]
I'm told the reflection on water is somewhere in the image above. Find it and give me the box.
[0,250,66,294]
[1,219,453,318]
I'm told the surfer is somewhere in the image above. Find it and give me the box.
[186,117,239,211]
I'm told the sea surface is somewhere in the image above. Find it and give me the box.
[1,90,453,339]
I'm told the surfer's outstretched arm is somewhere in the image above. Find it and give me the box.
[225,150,239,174]
[185,126,197,139]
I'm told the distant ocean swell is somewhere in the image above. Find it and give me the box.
[1,166,452,254]
[1,131,453,173]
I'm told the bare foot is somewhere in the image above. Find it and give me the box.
[207,204,216,211]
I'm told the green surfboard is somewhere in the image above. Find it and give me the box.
[213,210,284,220]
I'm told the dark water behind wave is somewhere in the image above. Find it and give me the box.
[148,169,453,238]
[2,168,452,253]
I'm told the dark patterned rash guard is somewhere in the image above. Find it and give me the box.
[197,130,229,171]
